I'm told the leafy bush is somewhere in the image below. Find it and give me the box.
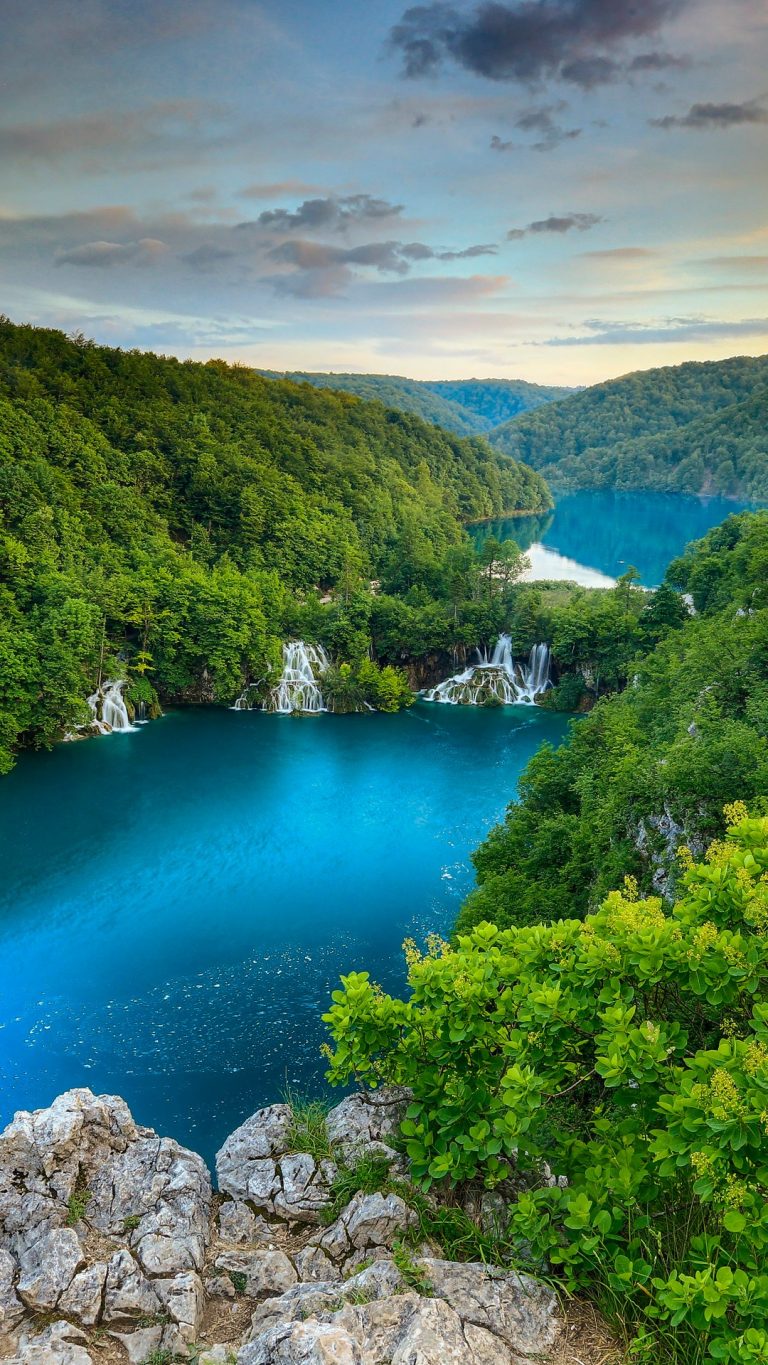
[324,806,768,1363]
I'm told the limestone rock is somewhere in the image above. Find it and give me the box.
[272,1154,338,1224]
[418,1259,559,1356]
[293,1246,340,1284]
[325,1088,411,1169]
[0,1088,212,1343]
[58,1263,108,1327]
[216,1106,292,1200]
[109,1326,163,1365]
[15,1228,83,1312]
[247,1260,404,1338]
[154,1271,205,1341]
[241,1320,364,1365]
[0,1248,25,1341]
[8,1321,93,1365]
[310,1190,415,1265]
[218,1201,271,1245]
[102,1248,162,1323]
[215,1249,298,1300]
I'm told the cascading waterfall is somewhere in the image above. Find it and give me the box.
[231,683,261,711]
[265,641,330,714]
[85,679,136,733]
[424,635,551,706]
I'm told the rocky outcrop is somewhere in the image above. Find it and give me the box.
[0,1090,211,1362]
[0,1089,567,1365]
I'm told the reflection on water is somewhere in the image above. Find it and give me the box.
[472,489,761,587]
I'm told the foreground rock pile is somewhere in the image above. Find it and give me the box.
[0,1089,562,1365]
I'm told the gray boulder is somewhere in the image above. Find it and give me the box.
[308,1190,415,1267]
[216,1106,337,1225]
[0,1090,212,1350]
[215,1249,298,1299]
[325,1088,411,1169]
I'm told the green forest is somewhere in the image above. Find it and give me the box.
[0,318,551,772]
[490,355,768,497]
[259,369,572,437]
[327,508,768,1365]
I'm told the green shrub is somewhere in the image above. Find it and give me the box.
[323,805,768,1364]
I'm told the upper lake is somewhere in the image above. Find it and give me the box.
[0,489,760,1166]
[473,489,761,587]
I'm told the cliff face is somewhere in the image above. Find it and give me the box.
[0,1089,563,1365]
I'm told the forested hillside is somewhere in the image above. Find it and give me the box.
[259,369,571,437]
[490,354,768,496]
[0,318,550,771]
[457,508,768,931]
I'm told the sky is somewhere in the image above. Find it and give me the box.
[1,0,767,385]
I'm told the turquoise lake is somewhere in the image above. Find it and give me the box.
[0,704,570,1166]
[475,489,759,587]
[0,489,761,1166]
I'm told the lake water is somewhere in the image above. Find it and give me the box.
[0,704,570,1166]
[474,489,760,587]
[1,489,758,1167]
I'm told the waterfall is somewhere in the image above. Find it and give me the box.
[231,683,260,711]
[424,636,551,707]
[85,679,136,733]
[265,641,329,714]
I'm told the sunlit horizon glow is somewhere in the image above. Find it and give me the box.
[1,0,766,385]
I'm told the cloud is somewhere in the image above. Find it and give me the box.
[508,213,602,239]
[182,244,236,272]
[0,100,228,171]
[698,255,768,271]
[239,180,326,200]
[254,195,404,233]
[267,236,498,294]
[492,100,582,151]
[389,0,687,87]
[651,100,768,130]
[543,315,768,345]
[55,238,168,268]
[579,247,656,259]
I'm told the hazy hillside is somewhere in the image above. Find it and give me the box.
[258,370,571,437]
[489,354,768,497]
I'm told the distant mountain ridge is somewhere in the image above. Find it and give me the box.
[488,354,768,499]
[257,369,573,437]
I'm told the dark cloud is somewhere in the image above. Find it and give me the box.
[560,55,619,87]
[517,101,581,149]
[269,237,497,285]
[544,315,768,345]
[55,238,167,268]
[652,100,768,130]
[628,50,689,73]
[390,0,687,88]
[401,241,498,260]
[508,212,602,239]
[255,195,404,233]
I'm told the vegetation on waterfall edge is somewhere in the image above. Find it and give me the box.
[0,317,552,771]
[321,515,768,1363]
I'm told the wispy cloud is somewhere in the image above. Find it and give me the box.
[544,315,768,345]
[508,213,602,240]
[651,99,768,130]
[55,238,168,268]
